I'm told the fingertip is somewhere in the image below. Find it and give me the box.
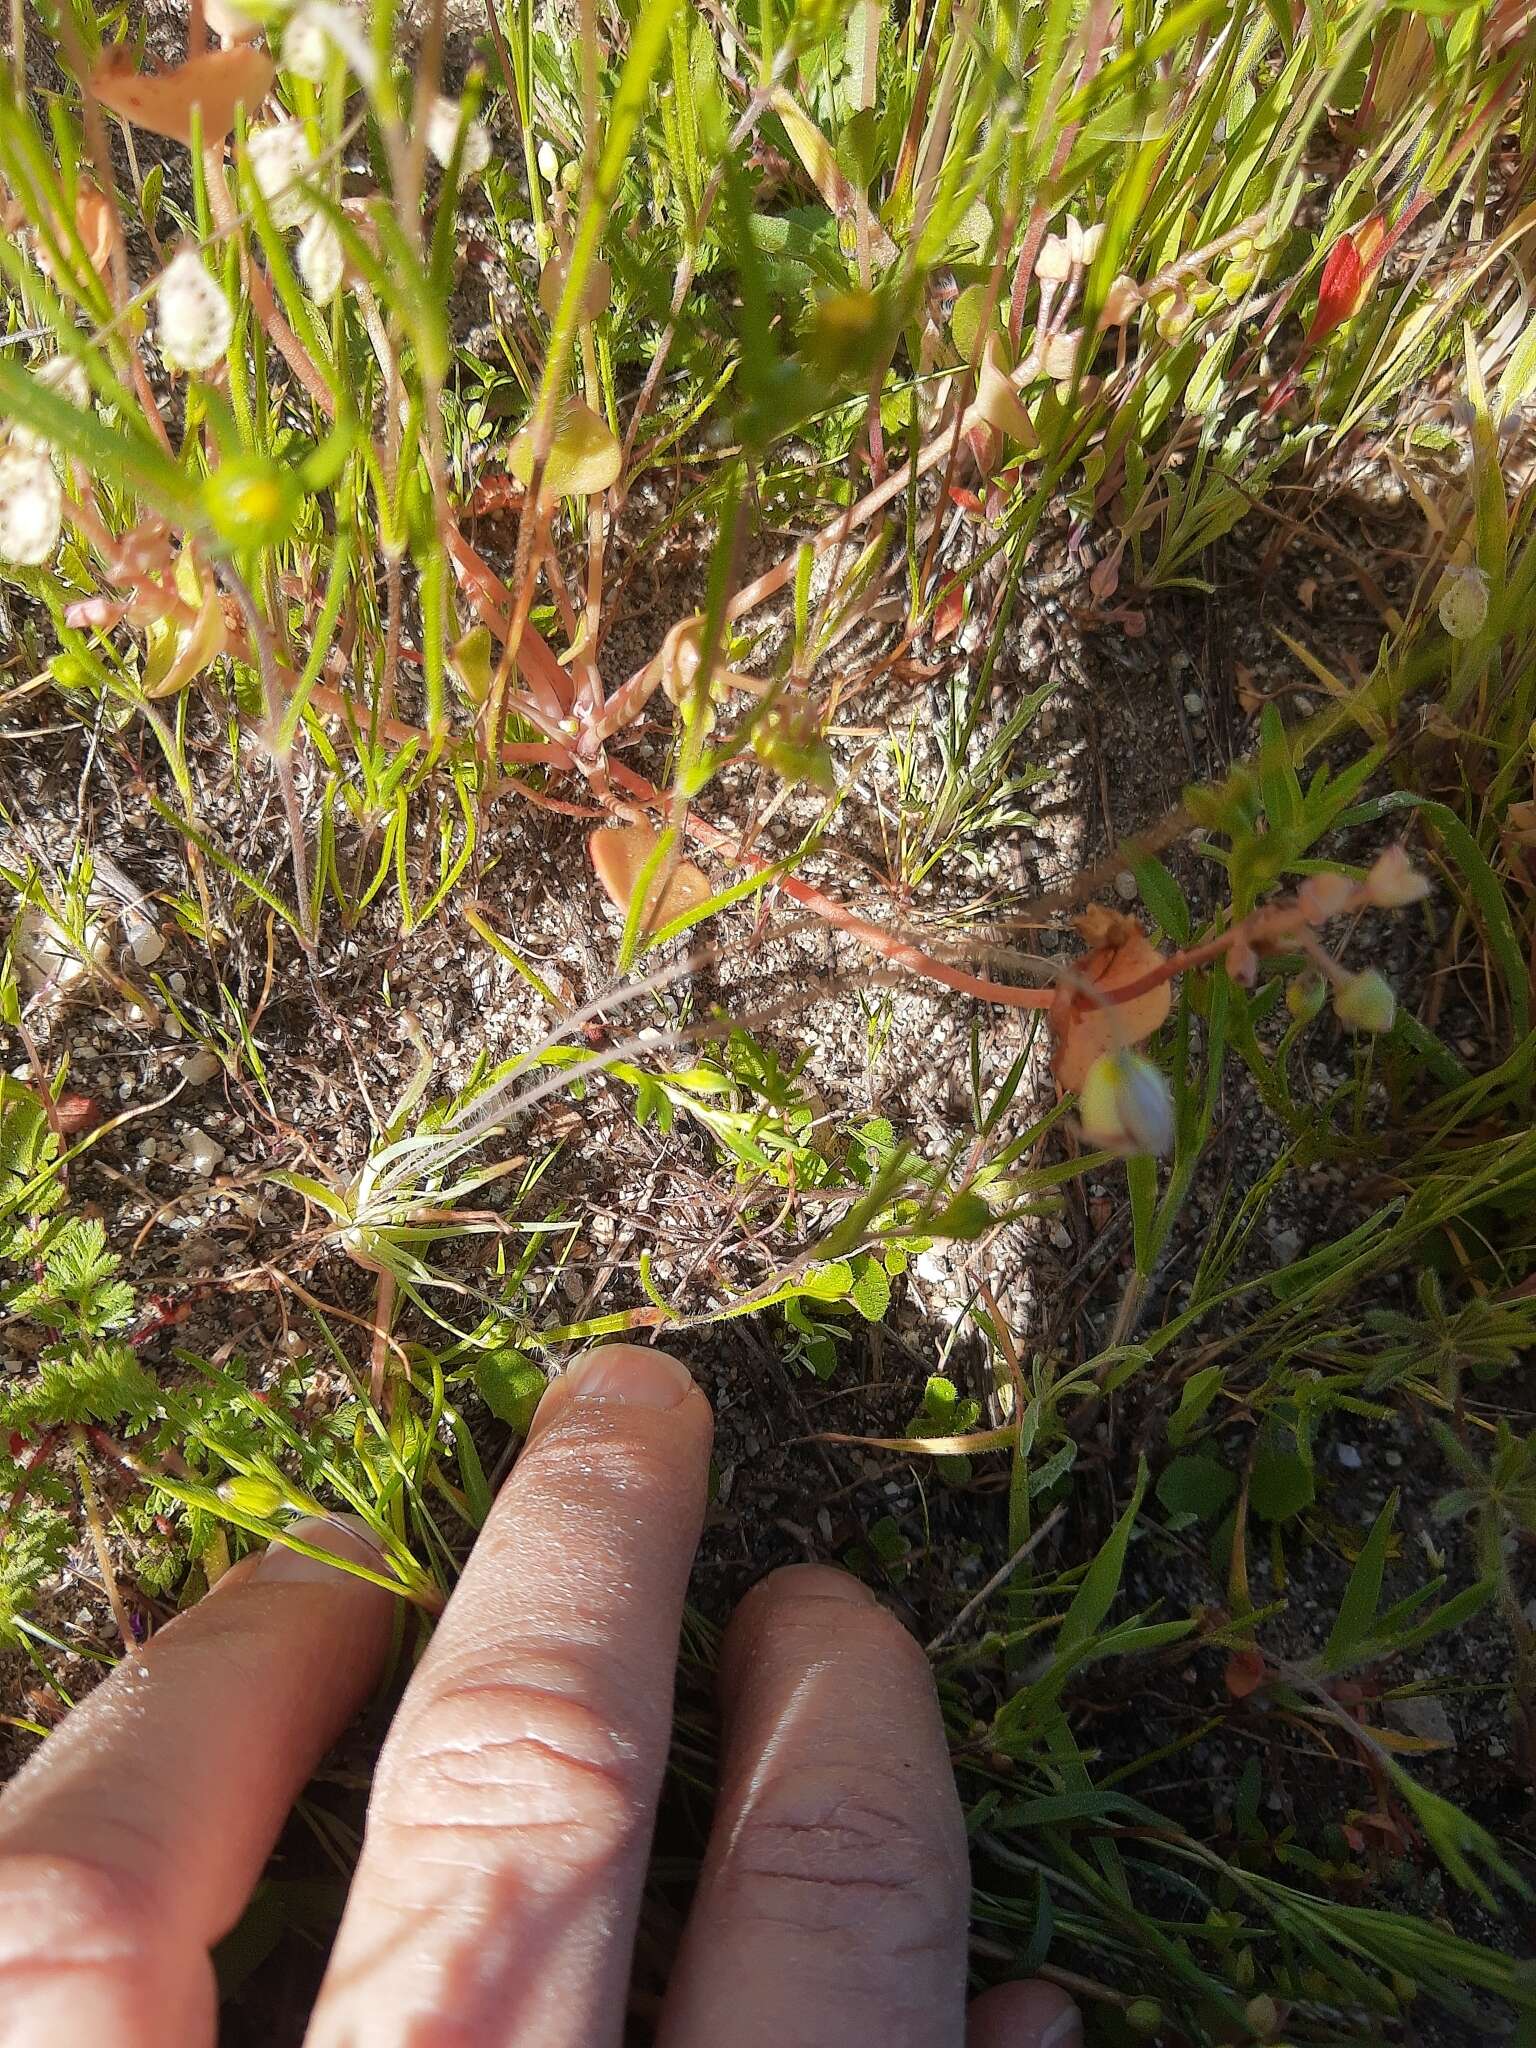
[718,1562,929,1727]
[246,1512,393,1588]
[736,1561,881,1613]
[526,1343,710,1439]
[968,1980,1082,2048]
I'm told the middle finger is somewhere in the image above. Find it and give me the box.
[304,1344,712,2048]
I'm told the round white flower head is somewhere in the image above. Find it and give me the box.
[425,95,491,179]
[297,213,345,305]
[157,251,235,375]
[10,355,90,458]
[247,122,318,231]
[281,9,331,80]
[0,441,64,566]
[281,2,377,88]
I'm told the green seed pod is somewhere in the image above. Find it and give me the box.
[1126,1997,1164,2035]
[1244,1992,1280,2038]
[752,695,836,793]
[450,624,494,705]
[48,651,90,690]
[1334,967,1396,1034]
[1436,564,1489,641]
[1286,970,1325,1021]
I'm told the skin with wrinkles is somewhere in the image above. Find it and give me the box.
[0,1345,1081,2048]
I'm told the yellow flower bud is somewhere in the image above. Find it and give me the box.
[217,1474,287,1516]
[1077,1050,1174,1157]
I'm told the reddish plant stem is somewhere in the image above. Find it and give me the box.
[307,682,573,773]
[602,761,1055,1009]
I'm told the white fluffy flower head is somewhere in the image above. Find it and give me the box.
[247,122,318,231]
[297,213,345,305]
[10,356,90,459]
[425,95,491,179]
[281,10,331,81]
[0,441,64,566]
[157,251,235,375]
[281,2,376,88]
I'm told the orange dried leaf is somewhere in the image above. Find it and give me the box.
[537,253,612,324]
[89,43,274,145]
[589,824,712,931]
[1052,909,1173,1095]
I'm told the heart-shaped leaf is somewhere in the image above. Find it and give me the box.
[589,823,711,931]
[1052,908,1172,1094]
[509,401,620,500]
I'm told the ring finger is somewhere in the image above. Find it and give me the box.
[0,1515,395,2048]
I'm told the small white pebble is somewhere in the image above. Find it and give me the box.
[179,1127,224,1175]
[1334,1444,1362,1470]
[1114,870,1138,901]
[180,1049,222,1087]
[1183,689,1204,715]
[129,923,166,966]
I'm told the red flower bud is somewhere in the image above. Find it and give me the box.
[1305,215,1386,348]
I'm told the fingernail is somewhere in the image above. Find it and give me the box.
[758,1563,879,1607]
[252,1513,385,1586]
[1040,2008,1083,2048]
[550,1343,696,1413]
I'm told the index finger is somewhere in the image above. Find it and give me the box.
[304,1344,712,2048]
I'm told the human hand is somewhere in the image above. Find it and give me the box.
[0,1344,1080,2047]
